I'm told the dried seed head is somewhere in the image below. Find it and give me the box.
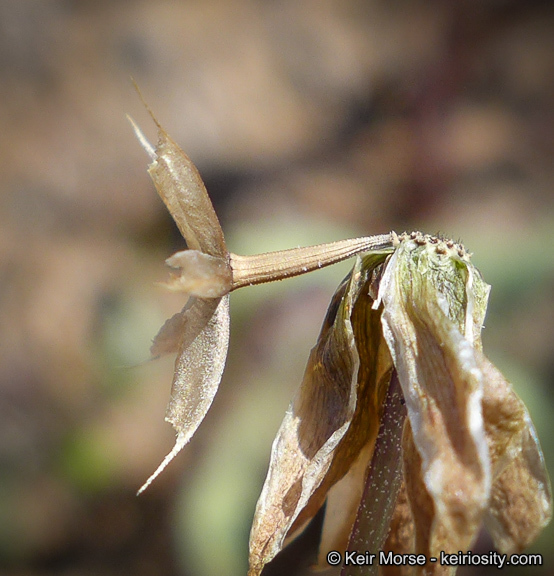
[130,101,550,576]
[396,231,470,262]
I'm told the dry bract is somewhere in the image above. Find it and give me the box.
[131,112,551,574]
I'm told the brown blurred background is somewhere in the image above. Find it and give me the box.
[0,1,553,575]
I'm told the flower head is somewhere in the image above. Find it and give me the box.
[248,232,552,575]
[131,112,551,574]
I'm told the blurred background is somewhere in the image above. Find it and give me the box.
[0,1,552,575]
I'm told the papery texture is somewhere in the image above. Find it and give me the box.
[479,354,552,553]
[378,239,492,571]
[381,483,415,576]
[248,253,392,575]
[316,257,395,564]
[134,115,551,570]
[150,295,216,358]
[166,295,230,435]
[134,114,233,493]
[150,307,189,358]
[139,295,230,493]
[147,123,228,258]
[340,371,407,576]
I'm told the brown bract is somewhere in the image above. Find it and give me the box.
[131,112,551,574]
[130,109,393,494]
[248,254,393,574]
[248,234,551,576]
[130,114,233,493]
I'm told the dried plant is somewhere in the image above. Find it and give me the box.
[130,109,551,576]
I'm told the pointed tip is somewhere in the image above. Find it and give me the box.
[127,114,156,161]
[136,431,189,496]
